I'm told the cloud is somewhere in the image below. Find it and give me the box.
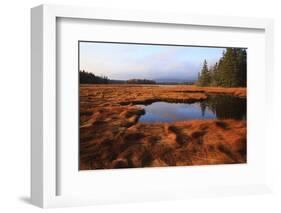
[79,42,225,81]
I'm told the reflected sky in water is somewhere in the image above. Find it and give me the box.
[138,102,215,122]
[137,94,246,123]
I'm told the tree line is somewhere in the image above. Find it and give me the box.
[79,70,109,84]
[197,48,247,87]
[79,70,156,84]
[127,79,156,84]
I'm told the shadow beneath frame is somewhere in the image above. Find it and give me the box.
[18,196,31,205]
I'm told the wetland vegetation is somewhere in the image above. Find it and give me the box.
[79,42,247,170]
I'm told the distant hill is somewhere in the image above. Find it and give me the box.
[79,70,196,85]
[109,79,126,84]
[153,78,197,84]
[127,79,156,84]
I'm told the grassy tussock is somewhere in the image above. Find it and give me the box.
[79,85,246,170]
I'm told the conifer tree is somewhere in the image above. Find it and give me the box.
[197,48,247,87]
[197,60,211,86]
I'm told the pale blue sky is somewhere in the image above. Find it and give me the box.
[79,42,226,82]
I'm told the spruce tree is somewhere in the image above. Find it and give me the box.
[198,60,211,86]
[235,49,247,87]
[196,48,246,87]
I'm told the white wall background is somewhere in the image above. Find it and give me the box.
[0,0,280,212]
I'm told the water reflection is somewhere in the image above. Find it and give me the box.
[203,94,246,120]
[137,94,246,123]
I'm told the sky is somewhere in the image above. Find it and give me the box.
[79,42,226,82]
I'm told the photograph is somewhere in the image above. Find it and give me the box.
[79,41,247,170]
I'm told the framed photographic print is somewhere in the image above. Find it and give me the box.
[31,4,274,208]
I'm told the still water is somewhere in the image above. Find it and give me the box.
[137,94,246,123]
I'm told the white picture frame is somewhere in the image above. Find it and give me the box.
[31,4,274,208]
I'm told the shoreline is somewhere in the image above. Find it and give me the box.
[79,84,247,170]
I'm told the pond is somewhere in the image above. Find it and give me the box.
[137,94,246,123]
